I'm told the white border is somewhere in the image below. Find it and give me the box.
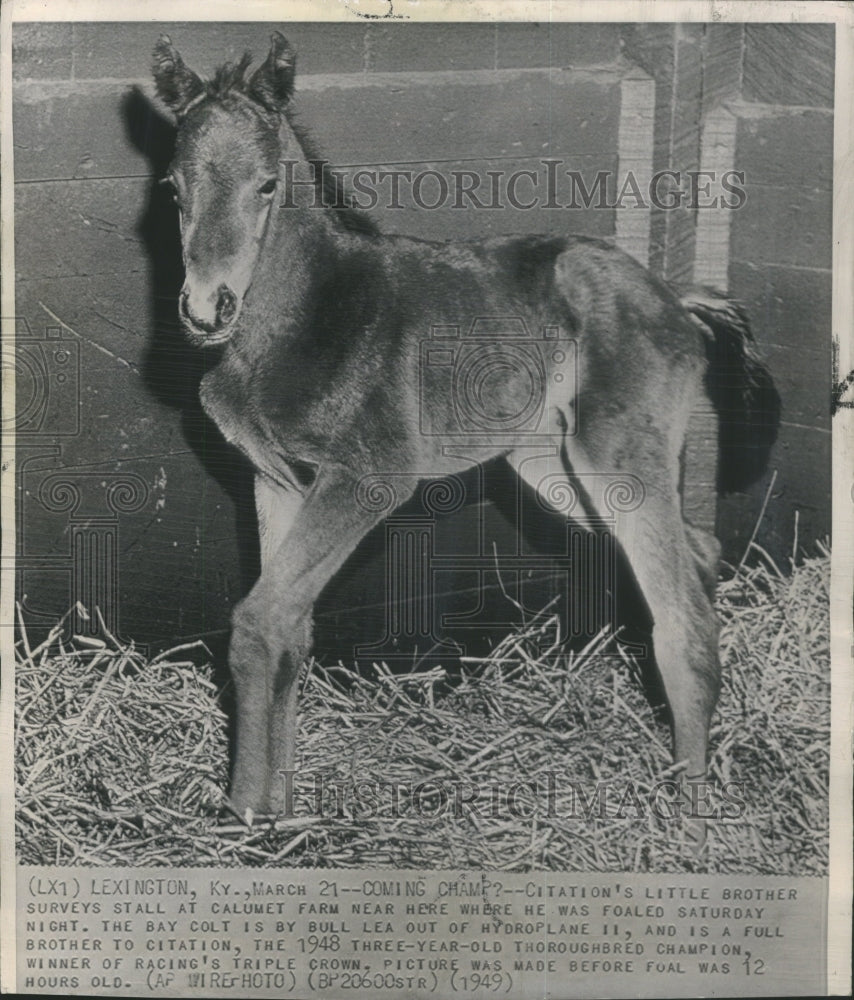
[0,0,851,23]
[0,0,18,991]
[828,11,854,996]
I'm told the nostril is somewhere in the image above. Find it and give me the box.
[178,285,238,342]
[217,285,237,325]
[179,289,219,335]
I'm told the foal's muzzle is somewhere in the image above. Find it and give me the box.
[179,283,239,346]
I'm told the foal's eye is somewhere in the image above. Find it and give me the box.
[258,178,277,196]
[159,176,180,204]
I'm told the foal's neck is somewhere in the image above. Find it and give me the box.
[238,162,373,348]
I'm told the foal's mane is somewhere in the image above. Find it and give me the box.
[206,53,380,237]
[207,52,255,98]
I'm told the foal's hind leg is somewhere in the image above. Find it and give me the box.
[510,428,721,835]
[583,458,718,781]
[685,523,722,602]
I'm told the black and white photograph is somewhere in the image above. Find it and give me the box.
[1,3,851,998]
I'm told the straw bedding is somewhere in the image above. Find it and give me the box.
[15,544,830,873]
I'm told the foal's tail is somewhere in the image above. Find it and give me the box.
[682,288,781,493]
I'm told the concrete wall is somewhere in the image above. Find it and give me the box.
[721,25,834,560]
[10,21,832,656]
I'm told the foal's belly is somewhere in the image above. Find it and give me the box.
[198,330,575,490]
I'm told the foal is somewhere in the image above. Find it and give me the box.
[153,32,779,823]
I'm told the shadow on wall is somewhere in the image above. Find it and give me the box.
[123,86,261,621]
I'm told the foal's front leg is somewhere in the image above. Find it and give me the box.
[227,474,303,816]
[228,468,407,816]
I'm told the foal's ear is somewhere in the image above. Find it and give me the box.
[248,32,296,111]
[152,35,204,114]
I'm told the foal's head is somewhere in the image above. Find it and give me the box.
[152,32,296,345]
